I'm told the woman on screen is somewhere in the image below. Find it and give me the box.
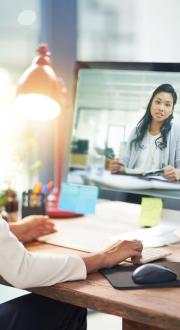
[110,83,180,181]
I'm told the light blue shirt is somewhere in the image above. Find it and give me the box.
[122,122,180,169]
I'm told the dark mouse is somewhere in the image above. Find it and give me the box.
[132,264,177,284]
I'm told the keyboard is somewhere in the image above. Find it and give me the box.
[140,247,171,264]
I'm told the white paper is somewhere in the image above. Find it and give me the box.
[39,201,180,251]
[86,172,180,190]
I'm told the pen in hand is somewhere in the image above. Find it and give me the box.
[107,155,125,174]
[106,154,125,167]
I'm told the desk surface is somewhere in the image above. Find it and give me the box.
[1,200,180,330]
[25,241,180,330]
[23,202,180,329]
[83,172,180,200]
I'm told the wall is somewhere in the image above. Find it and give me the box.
[135,0,180,62]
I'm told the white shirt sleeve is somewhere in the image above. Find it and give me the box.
[0,218,87,289]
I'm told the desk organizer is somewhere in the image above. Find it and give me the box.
[22,190,46,218]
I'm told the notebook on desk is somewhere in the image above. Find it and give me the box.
[88,172,180,190]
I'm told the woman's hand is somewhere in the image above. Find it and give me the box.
[82,240,143,273]
[9,215,56,243]
[163,165,180,181]
[109,159,125,174]
[101,240,143,268]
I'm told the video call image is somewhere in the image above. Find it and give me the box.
[69,65,180,180]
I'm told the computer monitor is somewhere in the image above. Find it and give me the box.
[68,61,180,207]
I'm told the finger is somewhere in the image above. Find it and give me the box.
[111,165,120,170]
[131,255,141,265]
[111,169,120,173]
[38,224,55,230]
[132,239,142,244]
[164,169,174,175]
[131,241,143,250]
[33,215,50,221]
[44,219,55,224]
[112,168,120,173]
[37,226,56,235]
[167,170,175,175]
[166,174,176,180]
[164,173,174,179]
[111,161,121,166]
[41,226,55,230]
[34,219,52,226]
[111,165,119,170]
[131,250,142,259]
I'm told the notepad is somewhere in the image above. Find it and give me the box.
[39,201,180,250]
[59,183,99,214]
[139,197,163,227]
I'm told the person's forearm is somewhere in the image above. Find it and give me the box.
[82,252,107,273]
[9,222,27,242]
[9,222,22,240]
[83,240,143,273]
[0,219,87,289]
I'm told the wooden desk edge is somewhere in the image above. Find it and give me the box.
[1,241,180,330]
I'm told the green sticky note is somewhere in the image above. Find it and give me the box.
[139,197,163,227]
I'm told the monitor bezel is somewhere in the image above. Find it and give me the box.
[72,60,180,106]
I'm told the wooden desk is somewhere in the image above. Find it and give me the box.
[23,241,180,330]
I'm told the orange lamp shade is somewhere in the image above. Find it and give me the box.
[14,44,66,121]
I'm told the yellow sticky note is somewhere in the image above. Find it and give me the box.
[139,197,163,227]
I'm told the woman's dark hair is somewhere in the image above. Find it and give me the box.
[130,83,177,150]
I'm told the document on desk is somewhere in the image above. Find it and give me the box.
[38,201,141,251]
[110,224,180,247]
[38,201,180,251]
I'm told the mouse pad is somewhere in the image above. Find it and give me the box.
[100,261,180,289]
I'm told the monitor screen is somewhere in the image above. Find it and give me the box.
[68,61,180,206]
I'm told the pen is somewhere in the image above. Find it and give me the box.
[42,184,48,195]
[42,181,54,195]
[33,182,42,194]
[47,180,54,191]
[106,155,125,167]
[143,169,164,176]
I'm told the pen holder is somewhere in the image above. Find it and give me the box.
[21,190,47,218]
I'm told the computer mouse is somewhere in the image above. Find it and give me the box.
[132,264,177,284]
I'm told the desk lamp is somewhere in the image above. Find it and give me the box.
[14,44,78,217]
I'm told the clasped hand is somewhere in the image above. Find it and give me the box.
[109,159,125,174]
[163,165,180,181]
